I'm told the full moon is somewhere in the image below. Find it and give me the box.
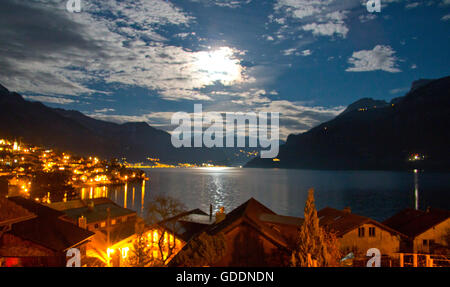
[193,47,243,85]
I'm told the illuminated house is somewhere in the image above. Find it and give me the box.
[48,198,137,235]
[0,197,94,267]
[318,207,407,258]
[107,208,213,267]
[47,198,137,264]
[383,208,450,254]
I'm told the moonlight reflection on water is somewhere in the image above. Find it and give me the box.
[83,168,449,222]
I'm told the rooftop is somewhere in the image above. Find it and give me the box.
[7,196,64,219]
[178,213,215,226]
[0,197,36,226]
[318,207,405,237]
[383,208,450,238]
[6,217,95,252]
[46,198,116,211]
[2,197,95,253]
[206,198,300,249]
[60,199,136,224]
[157,209,211,242]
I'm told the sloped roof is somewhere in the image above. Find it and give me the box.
[156,209,210,242]
[47,198,112,211]
[0,197,36,226]
[61,199,136,224]
[208,198,276,233]
[4,197,94,253]
[383,208,450,238]
[7,196,64,219]
[207,198,295,249]
[318,207,405,237]
[7,217,95,252]
[259,213,304,226]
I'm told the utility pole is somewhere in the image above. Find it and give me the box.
[107,207,111,247]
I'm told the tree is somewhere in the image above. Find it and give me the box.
[291,188,341,267]
[146,195,186,265]
[171,232,227,267]
[124,218,154,267]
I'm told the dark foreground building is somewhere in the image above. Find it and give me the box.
[0,197,94,267]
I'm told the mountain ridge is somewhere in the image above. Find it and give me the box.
[246,76,450,171]
[0,84,234,164]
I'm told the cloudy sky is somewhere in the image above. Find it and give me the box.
[1,0,449,139]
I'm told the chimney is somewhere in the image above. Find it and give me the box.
[215,207,226,224]
[78,216,87,229]
[343,207,351,214]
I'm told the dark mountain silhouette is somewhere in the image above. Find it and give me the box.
[246,76,450,171]
[0,84,240,164]
[340,98,389,116]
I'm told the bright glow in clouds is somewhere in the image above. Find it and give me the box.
[193,47,243,85]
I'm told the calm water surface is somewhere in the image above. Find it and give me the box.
[98,168,450,222]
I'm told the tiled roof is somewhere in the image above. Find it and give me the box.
[207,198,295,249]
[7,217,94,252]
[0,197,36,225]
[3,197,95,253]
[259,213,304,226]
[60,199,136,224]
[383,208,450,238]
[7,196,64,219]
[157,209,210,242]
[47,198,112,211]
[318,207,405,237]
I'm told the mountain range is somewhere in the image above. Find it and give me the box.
[0,84,257,165]
[2,76,449,170]
[246,76,450,171]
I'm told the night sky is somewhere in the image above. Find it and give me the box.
[0,0,449,139]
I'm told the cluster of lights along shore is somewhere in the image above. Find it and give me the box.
[0,139,145,203]
[0,138,239,203]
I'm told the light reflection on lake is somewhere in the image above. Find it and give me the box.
[81,168,450,222]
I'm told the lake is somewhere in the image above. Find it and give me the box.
[90,168,450,222]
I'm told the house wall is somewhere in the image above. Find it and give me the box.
[85,214,136,232]
[0,234,66,267]
[339,223,401,257]
[215,224,288,267]
[413,219,450,253]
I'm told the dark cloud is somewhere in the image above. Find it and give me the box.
[0,0,99,61]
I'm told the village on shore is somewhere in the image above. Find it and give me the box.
[0,139,449,267]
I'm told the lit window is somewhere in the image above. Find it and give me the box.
[358,227,365,237]
[101,222,106,228]
[153,230,158,244]
[111,219,116,225]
